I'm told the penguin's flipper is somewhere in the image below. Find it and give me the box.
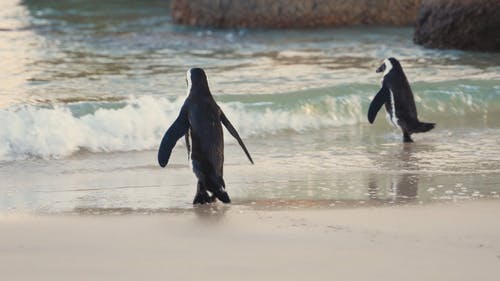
[158,107,190,167]
[368,87,390,124]
[220,112,254,164]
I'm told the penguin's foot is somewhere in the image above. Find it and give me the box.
[193,191,215,204]
[214,189,231,204]
[403,132,414,143]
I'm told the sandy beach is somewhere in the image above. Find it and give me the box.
[1,200,499,281]
[1,1,500,281]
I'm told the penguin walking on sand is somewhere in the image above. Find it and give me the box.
[368,57,435,142]
[158,68,253,204]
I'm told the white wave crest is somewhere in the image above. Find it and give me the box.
[0,95,364,160]
[0,96,183,160]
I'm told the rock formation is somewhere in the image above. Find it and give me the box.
[414,0,500,52]
[171,0,421,28]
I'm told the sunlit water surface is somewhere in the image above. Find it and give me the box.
[0,0,499,213]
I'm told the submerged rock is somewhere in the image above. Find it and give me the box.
[414,0,500,52]
[170,0,420,28]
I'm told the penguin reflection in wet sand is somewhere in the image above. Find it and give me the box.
[368,57,435,142]
[158,68,253,204]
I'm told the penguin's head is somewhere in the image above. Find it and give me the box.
[376,57,401,76]
[186,68,210,96]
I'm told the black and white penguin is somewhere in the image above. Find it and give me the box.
[158,68,253,204]
[368,57,435,142]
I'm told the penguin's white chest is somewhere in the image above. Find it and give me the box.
[386,89,401,129]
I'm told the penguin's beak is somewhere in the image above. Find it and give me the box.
[376,63,385,73]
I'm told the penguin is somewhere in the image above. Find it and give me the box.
[368,57,435,142]
[158,68,254,204]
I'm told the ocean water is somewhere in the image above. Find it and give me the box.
[1,0,499,213]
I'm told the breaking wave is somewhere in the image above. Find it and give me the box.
[0,82,498,160]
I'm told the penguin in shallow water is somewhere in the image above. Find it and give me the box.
[368,57,435,142]
[158,68,253,204]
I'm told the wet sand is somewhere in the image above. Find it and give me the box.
[1,200,499,281]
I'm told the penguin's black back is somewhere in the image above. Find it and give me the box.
[187,97,224,176]
[186,68,224,177]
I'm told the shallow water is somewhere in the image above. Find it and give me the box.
[0,0,499,213]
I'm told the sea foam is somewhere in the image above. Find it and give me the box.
[0,94,364,160]
[0,96,179,160]
[1,84,496,161]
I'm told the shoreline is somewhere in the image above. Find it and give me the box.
[2,200,499,280]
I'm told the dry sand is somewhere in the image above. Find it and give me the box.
[1,200,500,281]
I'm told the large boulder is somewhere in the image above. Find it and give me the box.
[413,0,500,52]
[171,0,420,28]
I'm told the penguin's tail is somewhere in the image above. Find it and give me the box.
[414,122,435,133]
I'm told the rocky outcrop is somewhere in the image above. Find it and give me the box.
[171,0,421,28]
[414,0,500,52]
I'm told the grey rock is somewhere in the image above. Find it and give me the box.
[171,0,421,28]
[414,0,500,52]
